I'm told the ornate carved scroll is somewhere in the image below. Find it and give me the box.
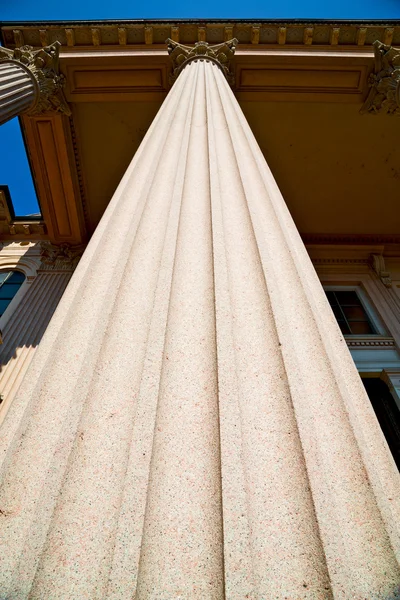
[166,38,238,84]
[40,241,83,270]
[370,253,392,287]
[361,40,400,115]
[0,41,70,117]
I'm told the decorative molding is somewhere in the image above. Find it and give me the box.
[312,257,369,265]
[167,38,238,84]
[0,41,70,117]
[302,233,400,245]
[383,28,395,46]
[0,187,47,240]
[197,27,206,42]
[65,64,168,101]
[69,116,90,235]
[224,26,234,42]
[303,27,313,45]
[170,27,179,43]
[12,29,24,47]
[330,27,340,45]
[0,241,43,279]
[234,63,367,102]
[91,28,101,47]
[61,51,372,104]
[360,40,400,115]
[65,28,75,47]
[40,241,84,270]
[251,27,260,45]
[346,336,396,348]
[357,28,367,46]
[118,27,127,46]
[370,253,392,287]
[2,21,400,50]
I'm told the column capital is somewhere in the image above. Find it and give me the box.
[370,253,392,287]
[40,241,83,270]
[0,41,71,117]
[361,40,400,115]
[166,38,238,84]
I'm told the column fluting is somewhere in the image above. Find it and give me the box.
[0,61,37,124]
[0,42,70,125]
[0,46,399,600]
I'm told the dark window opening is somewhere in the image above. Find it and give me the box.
[325,290,376,335]
[362,377,400,470]
[0,271,25,317]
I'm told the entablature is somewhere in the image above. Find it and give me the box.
[2,19,400,51]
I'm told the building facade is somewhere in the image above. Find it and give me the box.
[0,18,400,599]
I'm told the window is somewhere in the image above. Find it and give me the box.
[362,377,400,470]
[325,290,377,335]
[0,271,25,318]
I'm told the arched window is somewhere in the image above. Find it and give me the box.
[0,271,25,318]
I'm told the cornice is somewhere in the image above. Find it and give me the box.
[302,233,400,245]
[0,187,47,241]
[1,20,399,51]
[346,336,396,348]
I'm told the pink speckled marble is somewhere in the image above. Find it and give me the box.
[0,57,399,600]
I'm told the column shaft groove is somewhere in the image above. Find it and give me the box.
[0,57,399,600]
[0,61,37,123]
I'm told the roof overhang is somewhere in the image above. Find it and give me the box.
[1,20,399,247]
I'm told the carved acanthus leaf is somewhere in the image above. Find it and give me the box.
[370,253,392,287]
[360,40,400,116]
[0,41,71,117]
[40,242,83,270]
[166,38,238,84]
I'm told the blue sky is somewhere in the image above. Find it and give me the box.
[1,0,400,215]
[2,0,400,21]
[0,119,39,216]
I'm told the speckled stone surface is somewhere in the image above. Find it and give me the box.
[0,58,399,599]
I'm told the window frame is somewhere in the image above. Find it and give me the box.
[0,268,29,329]
[324,284,387,336]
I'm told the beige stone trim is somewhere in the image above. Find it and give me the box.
[3,21,399,50]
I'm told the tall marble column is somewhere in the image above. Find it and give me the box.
[0,61,37,123]
[0,40,399,600]
[0,42,70,126]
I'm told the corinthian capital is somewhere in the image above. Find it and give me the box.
[361,40,400,116]
[0,41,71,117]
[40,241,83,270]
[166,38,238,84]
